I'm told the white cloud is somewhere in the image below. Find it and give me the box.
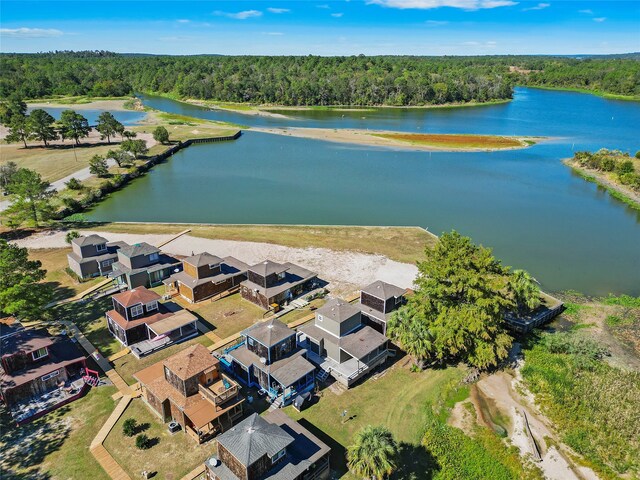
[317,4,331,9]
[267,8,290,13]
[368,0,517,10]
[462,40,497,47]
[593,17,606,22]
[522,3,549,11]
[425,20,449,25]
[578,9,593,14]
[331,12,344,17]
[176,19,190,23]
[214,10,262,20]
[0,27,64,38]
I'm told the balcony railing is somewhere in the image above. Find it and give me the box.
[199,374,239,407]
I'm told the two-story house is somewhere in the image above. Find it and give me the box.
[205,410,331,480]
[105,286,199,357]
[66,234,128,280]
[224,319,316,407]
[135,344,244,443]
[240,260,318,309]
[110,242,182,289]
[165,252,249,303]
[358,280,407,335]
[298,298,389,388]
[0,328,87,424]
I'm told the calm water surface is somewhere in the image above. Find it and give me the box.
[86,88,640,296]
[26,107,146,126]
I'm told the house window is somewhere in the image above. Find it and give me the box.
[148,252,159,262]
[146,301,158,312]
[41,370,59,381]
[317,314,323,322]
[131,304,144,318]
[102,259,114,268]
[248,337,255,346]
[395,296,402,305]
[96,243,107,253]
[32,347,48,360]
[271,448,286,464]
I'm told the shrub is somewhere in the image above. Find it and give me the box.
[62,213,88,223]
[65,230,80,244]
[600,157,616,172]
[61,197,81,211]
[616,160,635,176]
[65,177,84,190]
[153,126,170,144]
[135,433,151,449]
[635,151,640,159]
[123,418,137,437]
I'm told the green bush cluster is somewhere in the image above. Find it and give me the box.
[521,331,640,476]
[573,149,640,191]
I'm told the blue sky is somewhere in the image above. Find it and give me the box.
[1,1,639,55]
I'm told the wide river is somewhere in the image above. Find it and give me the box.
[86,88,640,296]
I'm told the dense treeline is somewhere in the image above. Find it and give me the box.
[0,52,638,106]
[573,149,640,192]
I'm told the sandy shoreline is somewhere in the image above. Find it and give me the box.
[564,158,640,207]
[252,126,539,152]
[28,99,132,112]
[184,99,290,119]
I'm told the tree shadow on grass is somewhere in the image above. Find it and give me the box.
[392,442,439,480]
[0,403,71,480]
[136,422,150,434]
[43,281,75,303]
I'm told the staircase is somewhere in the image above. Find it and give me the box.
[316,369,330,382]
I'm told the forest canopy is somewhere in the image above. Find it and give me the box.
[1,52,638,106]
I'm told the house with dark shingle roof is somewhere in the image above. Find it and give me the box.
[164,252,249,303]
[204,410,330,480]
[109,242,182,289]
[298,298,389,388]
[240,260,319,310]
[224,319,315,407]
[105,286,198,356]
[1,327,87,424]
[66,234,128,280]
[358,280,407,335]
[135,344,244,444]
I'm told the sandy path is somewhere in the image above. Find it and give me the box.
[252,126,535,152]
[14,230,418,295]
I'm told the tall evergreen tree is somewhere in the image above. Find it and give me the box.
[59,109,91,145]
[5,168,54,227]
[5,113,31,148]
[27,109,58,147]
[0,239,53,320]
[96,111,124,144]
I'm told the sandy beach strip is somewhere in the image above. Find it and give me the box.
[252,126,538,152]
[27,99,132,111]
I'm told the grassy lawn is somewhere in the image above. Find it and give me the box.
[0,385,117,480]
[50,296,123,358]
[104,398,212,480]
[113,335,213,385]
[280,298,327,324]
[29,247,103,302]
[285,363,465,479]
[373,133,528,150]
[180,293,266,339]
[88,223,436,265]
[0,142,122,183]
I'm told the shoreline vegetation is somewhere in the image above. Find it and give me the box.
[564,151,640,212]
[253,126,539,151]
[526,85,640,102]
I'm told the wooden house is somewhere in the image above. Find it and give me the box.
[240,260,318,309]
[105,286,198,357]
[66,234,128,280]
[135,344,244,443]
[0,328,87,424]
[224,319,315,407]
[165,252,249,303]
[298,298,389,387]
[205,410,331,480]
[110,242,182,289]
[358,280,407,335]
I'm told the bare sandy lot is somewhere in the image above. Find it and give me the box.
[27,99,132,111]
[14,230,418,295]
[252,126,536,152]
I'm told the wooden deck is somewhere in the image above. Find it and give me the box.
[91,445,131,480]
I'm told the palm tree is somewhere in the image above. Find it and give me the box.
[387,306,433,368]
[347,425,398,480]
[508,269,541,313]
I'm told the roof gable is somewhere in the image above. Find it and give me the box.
[112,286,161,307]
[184,252,223,268]
[243,318,295,347]
[361,280,406,301]
[72,234,108,247]
[163,344,218,380]
[249,260,288,278]
[217,413,293,466]
[118,242,159,258]
[316,298,360,324]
